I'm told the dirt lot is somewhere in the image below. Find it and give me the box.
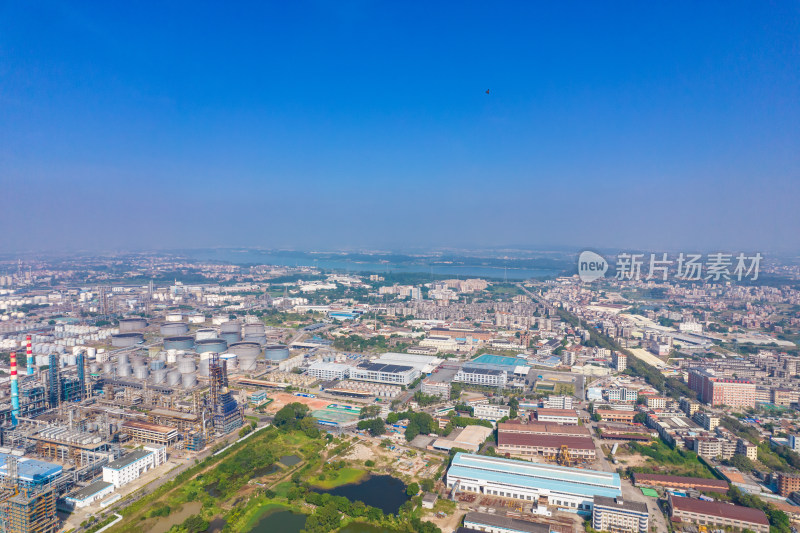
[266,392,337,412]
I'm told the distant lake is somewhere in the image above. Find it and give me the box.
[181,249,560,280]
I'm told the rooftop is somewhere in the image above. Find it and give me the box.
[449,453,620,499]
[498,432,596,450]
[105,449,152,470]
[355,362,415,374]
[594,495,648,514]
[66,480,114,501]
[0,454,62,484]
[464,511,550,533]
[670,495,768,525]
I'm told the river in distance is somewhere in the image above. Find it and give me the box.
[181,249,561,280]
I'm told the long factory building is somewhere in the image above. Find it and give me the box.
[446,453,621,511]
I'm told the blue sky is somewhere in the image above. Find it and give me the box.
[2,2,798,253]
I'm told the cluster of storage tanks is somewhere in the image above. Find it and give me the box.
[40,317,293,391]
[160,320,289,364]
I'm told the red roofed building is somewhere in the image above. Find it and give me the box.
[667,495,768,533]
[497,432,596,460]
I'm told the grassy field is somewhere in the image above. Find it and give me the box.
[309,467,367,489]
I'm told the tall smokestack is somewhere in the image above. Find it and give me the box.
[10,352,19,426]
[25,335,34,376]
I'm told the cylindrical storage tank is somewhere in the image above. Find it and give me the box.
[118,353,130,365]
[198,358,210,377]
[119,318,147,332]
[117,364,131,377]
[152,368,167,384]
[178,357,196,374]
[228,342,262,358]
[103,362,114,374]
[111,333,143,347]
[164,336,194,351]
[243,334,267,345]
[220,331,241,345]
[195,328,217,341]
[239,355,258,372]
[133,366,149,380]
[220,321,241,334]
[150,359,166,371]
[181,373,197,388]
[165,313,183,322]
[87,347,97,359]
[264,344,290,361]
[195,338,227,354]
[89,363,100,373]
[220,353,238,371]
[166,351,178,364]
[67,354,77,366]
[160,322,189,336]
[167,370,181,386]
[243,323,265,336]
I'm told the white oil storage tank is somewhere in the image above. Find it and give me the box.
[264,344,290,362]
[195,338,227,354]
[160,322,189,336]
[195,328,217,341]
[228,342,261,358]
[181,373,197,388]
[167,370,182,386]
[164,336,194,351]
[119,318,148,332]
[111,333,143,347]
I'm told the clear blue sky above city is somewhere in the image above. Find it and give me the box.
[1,2,798,253]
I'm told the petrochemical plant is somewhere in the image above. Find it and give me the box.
[0,311,299,533]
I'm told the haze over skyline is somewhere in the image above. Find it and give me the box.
[2,2,799,253]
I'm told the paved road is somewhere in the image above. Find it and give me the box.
[77,429,245,532]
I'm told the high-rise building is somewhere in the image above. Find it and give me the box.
[688,369,755,408]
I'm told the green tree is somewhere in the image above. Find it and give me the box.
[406,482,420,496]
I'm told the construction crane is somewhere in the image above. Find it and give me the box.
[556,445,573,467]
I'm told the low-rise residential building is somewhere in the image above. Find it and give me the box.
[692,411,720,431]
[772,388,800,407]
[607,388,638,402]
[689,436,736,460]
[420,378,451,399]
[592,496,648,533]
[776,472,800,497]
[736,439,758,461]
[644,396,667,409]
[667,495,769,533]
[474,404,512,422]
[542,395,574,410]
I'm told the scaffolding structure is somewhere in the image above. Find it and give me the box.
[0,457,58,533]
[208,355,243,437]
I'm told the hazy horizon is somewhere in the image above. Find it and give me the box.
[2,3,799,253]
